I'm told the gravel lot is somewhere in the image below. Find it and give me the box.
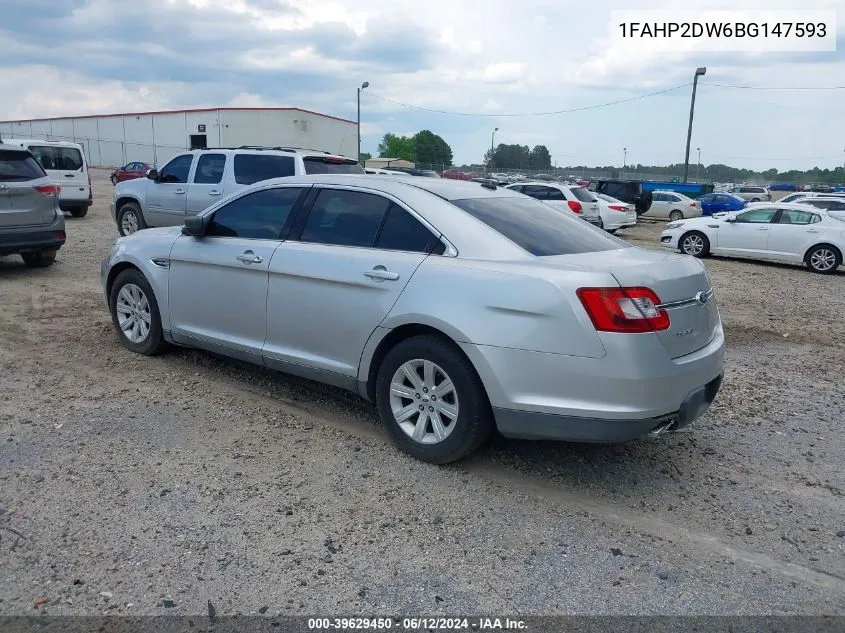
[1,170,844,616]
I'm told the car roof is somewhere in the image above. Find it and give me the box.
[261,174,526,201]
[0,142,32,151]
[2,138,83,148]
[185,146,355,159]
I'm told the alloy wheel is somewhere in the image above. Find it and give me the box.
[682,234,704,256]
[810,248,836,272]
[115,283,152,343]
[389,359,459,444]
[121,210,139,235]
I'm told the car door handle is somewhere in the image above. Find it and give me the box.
[236,251,263,264]
[64,174,75,178]
[757,227,769,230]
[364,268,400,281]
[208,190,221,196]
[806,229,820,233]
[174,189,186,194]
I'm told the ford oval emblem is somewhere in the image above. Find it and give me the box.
[695,291,708,305]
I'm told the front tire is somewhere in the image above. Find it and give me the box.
[375,335,493,464]
[118,202,146,236]
[679,231,710,258]
[21,249,57,268]
[668,210,684,222]
[109,269,167,356]
[111,175,118,186]
[805,245,841,274]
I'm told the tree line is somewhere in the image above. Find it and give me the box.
[366,130,454,166]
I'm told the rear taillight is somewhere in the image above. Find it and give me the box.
[608,204,627,212]
[57,231,66,241]
[576,287,670,333]
[35,184,60,198]
[690,201,697,207]
[567,200,582,214]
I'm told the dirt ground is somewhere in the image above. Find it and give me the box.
[1,170,844,616]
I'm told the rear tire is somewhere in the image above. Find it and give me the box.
[375,335,493,464]
[109,268,167,355]
[679,231,710,258]
[668,210,684,222]
[118,202,146,236]
[21,249,57,268]
[69,207,88,218]
[805,245,841,274]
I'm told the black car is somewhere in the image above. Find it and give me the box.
[593,179,653,215]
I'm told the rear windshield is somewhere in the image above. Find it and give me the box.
[451,197,627,256]
[570,187,595,202]
[28,145,84,171]
[303,157,365,175]
[0,150,47,181]
[234,154,295,185]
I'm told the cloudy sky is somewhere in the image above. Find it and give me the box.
[1,0,843,170]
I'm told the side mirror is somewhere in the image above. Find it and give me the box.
[725,216,735,223]
[146,168,158,181]
[182,214,205,236]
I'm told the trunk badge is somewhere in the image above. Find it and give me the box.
[695,291,709,305]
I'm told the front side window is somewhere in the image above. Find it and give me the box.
[522,185,550,200]
[206,187,304,239]
[734,208,777,223]
[194,153,226,184]
[451,196,625,257]
[300,189,391,247]
[234,154,295,185]
[159,154,194,183]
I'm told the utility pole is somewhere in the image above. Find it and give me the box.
[357,81,369,164]
[683,67,706,183]
[490,127,498,171]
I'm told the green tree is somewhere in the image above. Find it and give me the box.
[413,130,453,166]
[359,152,371,165]
[529,145,552,170]
[377,133,416,161]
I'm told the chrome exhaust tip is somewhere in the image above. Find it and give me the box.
[648,420,676,438]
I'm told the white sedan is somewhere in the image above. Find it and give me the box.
[660,202,845,274]
[643,191,701,221]
[594,193,638,232]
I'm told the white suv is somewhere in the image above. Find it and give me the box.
[505,181,602,227]
[110,146,363,235]
[728,185,771,202]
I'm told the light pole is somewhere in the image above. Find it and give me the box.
[623,147,627,170]
[696,147,701,181]
[490,127,498,171]
[357,81,369,164]
[683,67,706,183]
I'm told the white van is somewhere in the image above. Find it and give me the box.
[4,139,92,217]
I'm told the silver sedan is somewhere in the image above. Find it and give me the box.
[101,175,725,463]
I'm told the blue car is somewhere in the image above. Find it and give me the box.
[696,193,747,216]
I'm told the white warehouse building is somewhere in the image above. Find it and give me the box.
[0,107,358,168]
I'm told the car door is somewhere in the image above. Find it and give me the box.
[764,209,825,262]
[643,192,667,218]
[167,186,307,363]
[714,206,778,256]
[187,153,227,216]
[263,187,437,386]
[144,154,193,226]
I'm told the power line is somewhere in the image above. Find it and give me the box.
[703,82,845,90]
[363,83,691,117]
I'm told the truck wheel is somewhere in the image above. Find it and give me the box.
[22,249,57,268]
[69,207,88,218]
[118,203,146,236]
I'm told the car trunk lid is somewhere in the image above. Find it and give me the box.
[548,248,719,359]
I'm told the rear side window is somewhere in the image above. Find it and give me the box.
[303,157,365,175]
[206,187,303,239]
[452,197,626,256]
[28,145,83,171]
[0,150,47,181]
[376,204,438,253]
[194,153,226,184]
[570,187,594,202]
[234,154,295,185]
[300,189,391,247]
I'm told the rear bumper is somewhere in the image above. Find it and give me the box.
[0,217,66,256]
[460,323,725,442]
[494,373,723,442]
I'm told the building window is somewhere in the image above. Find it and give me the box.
[294,119,308,132]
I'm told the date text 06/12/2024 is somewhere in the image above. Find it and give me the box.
[307,617,528,630]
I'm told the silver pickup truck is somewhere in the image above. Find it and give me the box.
[110,146,363,235]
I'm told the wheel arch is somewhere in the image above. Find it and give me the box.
[106,261,143,299]
[115,195,143,214]
[360,321,494,405]
[804,242,843,264]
